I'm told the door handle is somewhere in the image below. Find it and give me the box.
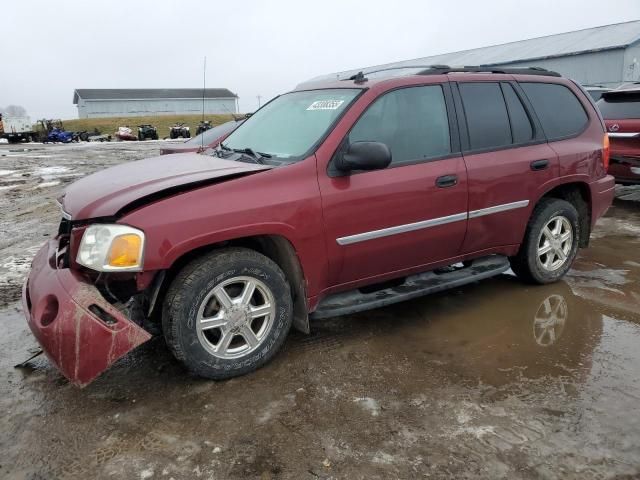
[530,159,549,171]
[436,174,458,188]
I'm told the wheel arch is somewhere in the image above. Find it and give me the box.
[156,233,310,334]
[535,181,592,247]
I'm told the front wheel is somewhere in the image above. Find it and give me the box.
[510,198,580,284]
[163,248,293,380]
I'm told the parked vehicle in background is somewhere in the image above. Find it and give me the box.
[0,114,35,143]
[115,126,137,141]
[36,119,78,143]
[45,127,77,143]
[196,120,212,136]
[160,119,243,155]
[597,84,640,184]
[169,122,190,139]
[584,85,611,102]
[137,124,158,141]
[23,66,614,386]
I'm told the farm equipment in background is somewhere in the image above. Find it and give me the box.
[169,122,190,139]
[0,114,36,143]
[36,119,79,143]
[137,124,158,140]
[195,120,212,136]
[115,126,137,141]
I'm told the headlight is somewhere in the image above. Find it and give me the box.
[77,224,145,272]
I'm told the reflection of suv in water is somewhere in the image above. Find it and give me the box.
[596,84,640,184]
[23,66,615,386]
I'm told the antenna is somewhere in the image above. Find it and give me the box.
[257,95,262,109]
[201,56,206,151]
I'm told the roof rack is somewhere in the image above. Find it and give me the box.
[343,65,561,83]
[418,65,562,77]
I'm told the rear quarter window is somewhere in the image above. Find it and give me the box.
[520,82,589,141]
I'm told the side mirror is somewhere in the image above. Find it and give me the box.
[335,141,392,172]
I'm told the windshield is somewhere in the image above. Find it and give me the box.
[223,89,360,160]
[185,120,242,146]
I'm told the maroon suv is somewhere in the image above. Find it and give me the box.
[597,84,640,184]
[23,66,615,386]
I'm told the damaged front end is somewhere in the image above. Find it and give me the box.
[22,217,153,387]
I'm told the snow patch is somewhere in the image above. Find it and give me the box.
[353,397,380,416]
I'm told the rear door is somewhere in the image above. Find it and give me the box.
[317,83,469,287]
[454,80,559,253]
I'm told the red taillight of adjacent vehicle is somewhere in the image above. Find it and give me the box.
[603,133,610,171]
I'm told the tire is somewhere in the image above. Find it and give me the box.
[184,131,191,138]
[163,247,293,380]
[509,198,580,285]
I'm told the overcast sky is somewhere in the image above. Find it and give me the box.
[2,0,639,119]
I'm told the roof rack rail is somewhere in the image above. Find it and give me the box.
[418,65,562,77]
[338,65,562,83]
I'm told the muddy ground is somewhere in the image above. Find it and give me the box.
[1,142,639,479]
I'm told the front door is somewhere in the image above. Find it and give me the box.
[317,83,469,287]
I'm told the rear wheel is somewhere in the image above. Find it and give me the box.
[510,198,580,284]
[163,248,293,380]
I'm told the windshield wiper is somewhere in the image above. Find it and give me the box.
[232,147,273,164]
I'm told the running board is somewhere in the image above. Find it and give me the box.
[311,255,510,319]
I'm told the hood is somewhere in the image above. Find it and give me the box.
[61,153,271,220]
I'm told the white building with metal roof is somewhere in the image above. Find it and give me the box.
[73,88,238,118]
[308,20,640,87]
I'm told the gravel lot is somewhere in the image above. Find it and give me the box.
[1,142,639,479]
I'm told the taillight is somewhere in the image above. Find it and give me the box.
[603,133,610,171]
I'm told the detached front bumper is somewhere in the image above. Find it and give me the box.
[22,240,151,387]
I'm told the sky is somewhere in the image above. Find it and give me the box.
[2,0,639,120]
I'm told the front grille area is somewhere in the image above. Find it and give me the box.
[56,217,72,269]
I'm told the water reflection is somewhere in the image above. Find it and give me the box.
[356,275,604,387]
[532,293,567,347]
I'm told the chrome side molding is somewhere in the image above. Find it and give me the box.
[336,199,529,245]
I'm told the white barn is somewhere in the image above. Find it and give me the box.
[73,88,238,118]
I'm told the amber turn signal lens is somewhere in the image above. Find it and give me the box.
[107,234,142,267]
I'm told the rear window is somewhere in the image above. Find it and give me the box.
[520,82,588,141]
[596,92,640,120]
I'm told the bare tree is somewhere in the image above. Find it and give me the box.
[1,105,28,116]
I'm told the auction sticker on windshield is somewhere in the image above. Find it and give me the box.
[307,100,345,110]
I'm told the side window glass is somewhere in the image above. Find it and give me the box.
[349,85,451,164]
[502,83,534,143]
[459,82,511,150]
[520,82,588,140]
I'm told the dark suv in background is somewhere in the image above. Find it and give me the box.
[597,83,640,184]
[23,66,614,386]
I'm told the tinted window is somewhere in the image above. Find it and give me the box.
[502,83,534,143]
[349,85,451,164]
[459,82,512,150]
[596,92,640,120]
[520,82,588,140]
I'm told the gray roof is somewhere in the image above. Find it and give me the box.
[73,88,237,104]
[308,20,640,82]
